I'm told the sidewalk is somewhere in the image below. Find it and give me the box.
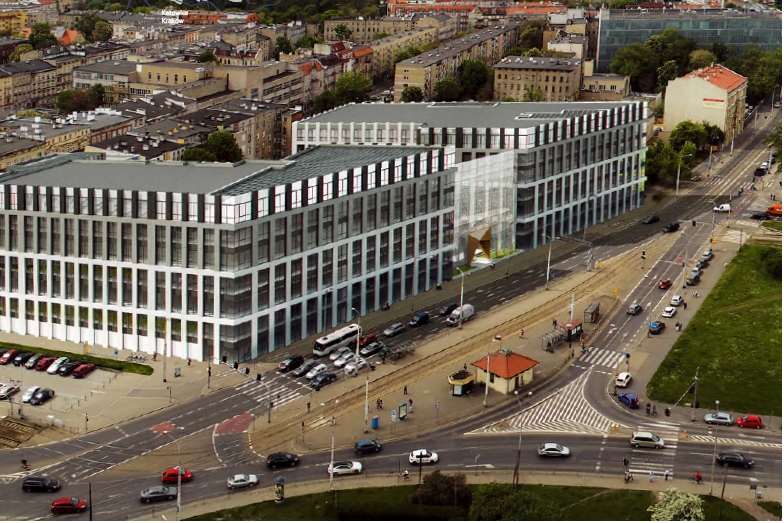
[144,469,782,522]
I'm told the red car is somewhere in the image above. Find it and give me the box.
[162,467,193,484]
[0,349,18,365]
[35,356,56,371]
[737,415,763,429]
[657,279,672,290]
[72,363,96,379]
[51,497,88,514]
[358,334,378,347]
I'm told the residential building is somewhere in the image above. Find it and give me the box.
[0,118,90,154]
[324,17,414,44]
[596,8,782,72]
[53,27,84,47]
[72,60,137,104]
[493,56,581,102]
[41,49,86,98]
[580,71,630,102]
[260,23,307,46]
[0,9,28,35]
[128,119,214,146]
[393,22,523,101]
[280,107,303,160]
[0,37,26,65]
[547,32,587,60]
[52,109,140,145]
[472,350,539,393]
[0,135,47,172]
[293,101,649,255]
[370,28,439,82]
[663,64,747,143]
[128,61,228,100]
[86,133,187,161]
[543,8,598,61]
[412,13,459,42]
[0,69,11,108]
[113,91,194,124]
[0,145,455,361]
[213,62,304,107]
[0,59,57,109]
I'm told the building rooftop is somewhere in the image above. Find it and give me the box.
[90,134,185,159]
[0,119,90,140]
[680,64,746,93]
[550,33,586,45]
[114,92,192,122]
[0,137,43,157]
[131,119,215,140]
[495,56,580,71]
[601,7,780,19]
[399,22,523,68]
[73,60,139,75]
[0,59,55,74]
[471,349,539,379]
[303,101,634,129]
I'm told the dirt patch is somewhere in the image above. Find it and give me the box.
[0,417,40,448]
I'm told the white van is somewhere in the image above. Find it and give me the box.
[445,304,474,326]
[713,203,731,213]
[630,431,665,449]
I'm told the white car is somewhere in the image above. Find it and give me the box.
[760,162,769,170]
[329,347,352,363]
[47,357,69,374]
[409,449,439,464]
[538,443,570,457]
[614,372,632,388]
[670,295,683,307]
[713,203,731,213]
[227,474,258,489]
[327,460,363,475]
[305,363,328,380]
[333,352,356,368]
[661,306,677,318]
[22,385,40,403]
[344,358,367,374]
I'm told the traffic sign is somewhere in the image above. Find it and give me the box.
[391,410,396,422]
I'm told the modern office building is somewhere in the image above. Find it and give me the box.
[0,145,456,362]
[293,101,648,255]
[596,8,783,72]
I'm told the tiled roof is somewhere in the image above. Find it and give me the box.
[471,350,539,379]
[353,45,373,58]
[680,64,746,93]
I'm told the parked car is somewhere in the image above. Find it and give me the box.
[291,360,319,378]
[344,358,368,375]
[0,383,20,399]
[661,307,677,318]
[139,486,177,503]
[21,476,61,493]
[329,347,352,363]
[29,388,55,405]
[658,279,672,290]
[716,450,754,468]
[736,415,763,429]
[305,363,328,380]
[750,212,768,220]
[662,222,680,233]
[649,321,666,334]
[35,356,55,371]
[226,474,258,490]
[383,323,406,337]
[354,439,382,454]
[72,363,96,379]
[25,354,44,369]
[333,352,356,368]
[439,303,459,316]
[311,372,337,389]
[58,361,82,377]
[686,274,700,286]
[704,412,735,426]
[696,259,710,269]
[614,372,632,388]
[409,449,439,464]
[670,295,684,307]
[701,250,714,261]
[22,386,40,403]
[629,431,665,449]
[266,452,298,469]
[538,443,570,457]
[13,352,33,366]
[618,393,640,409]
[691,174,702,182]
[47,357,69,375]
[358,334,378,347]
[359,341,384,358]
[50,497,88,515]
[446,304,474,326]
[327,460,363,475]
[641,215,660,224]
[278,355,304,373]
[627,303,643,315]
[161,467,193,484]
[0,350,19,365]
[410,312,430,327]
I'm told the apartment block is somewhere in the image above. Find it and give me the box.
[0,135,47,172]
[0,37,26,65]
[72,60,137,104]
[0,59,57,110]
[213,62,304,107]
[324,17,414,44]
[0,118,90,154]
[493,56,581,102]
[412,13,459,42]
[370,28,439,82]
[0,9,28,35]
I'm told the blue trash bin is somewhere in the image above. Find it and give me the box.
[371,416,379,429]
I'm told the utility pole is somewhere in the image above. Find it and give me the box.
[88,482,93,521]
[457,266,467,329]
[512,391,524,490]
[352,307,369,434]
[544,234,552,290]
[691,367,699,422]
[485,336,500,408]
[329,399,339,493]
[709,399,720,496]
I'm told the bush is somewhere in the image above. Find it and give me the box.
[412,471,472,508]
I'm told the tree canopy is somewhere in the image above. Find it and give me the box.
[468,483,564,521]
[181,147,217,162]
[28,23,57,50]
[9,43,33,62]
[412,471,471,508]
[400,86,423,103]
[56,84,106,112]
[333,23,353,41]
[205,129,243,163]
[723,45,782,105]
[198,50,217,63]
[334,71,371,104]
[433,78,461,102]
[458,59,492,99]
[273,36,293,59]
[91,20,113,42]
[688,49,716,70]
[648,487,704,521]
[669,120,708,152]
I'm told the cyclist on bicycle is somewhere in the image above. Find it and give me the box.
[693,471,703,484]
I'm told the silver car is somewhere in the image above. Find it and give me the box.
[334,352,356,368]
[383,323,406,337]
[704,412,734,426]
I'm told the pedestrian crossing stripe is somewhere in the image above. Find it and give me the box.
[628,423,680,477]
[234,380,304,410]
[577,347,624,369]
[689,435,782,449]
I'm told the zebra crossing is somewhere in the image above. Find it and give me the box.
[627,421,681,478]
[233,378,305,409]
[689,434,782,449]
[468,371,627,435]
[574,347,625,370]
[705,176,756,190]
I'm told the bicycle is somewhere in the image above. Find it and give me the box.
[20,460,30,471]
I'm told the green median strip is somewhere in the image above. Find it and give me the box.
[0,341,153,376]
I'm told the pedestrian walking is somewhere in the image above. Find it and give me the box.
[649,471,655,482]
[580,337,586,349]
[664,469,670,481]
[463,363,468,371]
[683,301,687,310]
[403,385,408,395]
[408,398,414,413]
[623,457,629,469]
[306,402,311,414]
[652,404,657,416]
[553,318,558,329]
[570,348,574,358]
[379,399,383,409]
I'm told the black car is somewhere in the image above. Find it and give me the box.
[139,486,177,503]
[359,341,384,358]
[354,439,382,454]
[686,274,700,286]
[22,477,61,493]
[29,388,55,406]
[649,321,665,335]
[754,167,766,177]
[662,222,680,233]
[696,259,710,270]
[641,215,660,224]
[266,452,298,469]
[439,303,459,316]
[716,450,754,468]
[627,303,643,315]
[13,352,33,366]
[58,361,82,377]
[278,355,305,373]
[311,372,337,390]
[750,212,768,220]
[291,360,318,377]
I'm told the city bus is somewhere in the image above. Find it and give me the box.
[313,324,362,357]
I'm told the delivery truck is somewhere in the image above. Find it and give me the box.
[446,304,475,326]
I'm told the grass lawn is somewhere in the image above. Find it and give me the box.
[648,243,782,414]
[0,341,152,376]
[700,495,755,520]
[758,500,782,518]
[561,489,655,520]
[762,220,783,231]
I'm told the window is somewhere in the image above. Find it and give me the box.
[306,254,318,294]
[220,227,252,271]
[203,275,214,316]
[107,267,117,305]
[321,206,333,246]
[155,272,166,310]
[107,222,118,261]
[24,216,33,253]
[136,224,147,263]
[337,244,348,283]
[121,223,132,262]
[291,214,303,254]
[37,217,46,254]
[92,266,102,302]
[274,218,286,259]
[50,218,60,255]
[187,228,198,268]
[352,240,362,278]
[274,264,286,305]
[171,227,182,267]
[65,262,74,299]
[37,260,46,295]
[257,222,270,264]
[322,249,333,287]
[290,259,302,299]
[155,226,166,265]
[257,269,269,310]
[138,269,148,308]
[64,219,74,256]
[170,273,182,313]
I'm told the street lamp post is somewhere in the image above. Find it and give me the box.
[675,153,693,197]
[512,391,524,489]
[691,367,699,422]
[544,234,553,290]
[410,257,418,312]
[351,307,370,434]
[456,266,467,329]
[329,399,339,492]
[709,399,720,495]
[484,335,501,408]
[162,427,185,521]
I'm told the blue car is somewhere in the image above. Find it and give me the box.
[618,393,640,409]
[649,321,665,335]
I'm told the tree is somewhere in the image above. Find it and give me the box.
[458,59,491,98]
[688,49,716,71]
[433,78,461,102]
[669,120,708,152]
[28,23,57,50]
[656,60,679,93]
[711,41,729,62]
[9,43,33,62]
[701,121,725,148]
[76,13,101,41]
[469,483,564,521]
[313,90,339,113]
[372,31,390,40]
[760,246,782,280]
[273,36,293,59]
[610,43,658,92]
[724,46,782,105]
[644,140,679,185]
[88,83,105,108]
[204,130,243,163]
[503,46,524,58]
[109,2,123,10]
[294,35,322,48]
[400,86,423,103]
[609,0,637,7]
[181,147,217,162]
[522,85,545,102]
[763,122,782,162]
[17,109,50,119]
[501,95,517,102]
[412,471,472,507]
[91,20,113,42]
[333,71,371,105]
[648,487,704,521]
[333,23,353,41]
[525,47,543,57]
[678,140,697,180]
[198,50,217,63]
[518,21,545,50]
[56,89,92,112]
